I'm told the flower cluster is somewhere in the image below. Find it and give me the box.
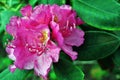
[6,4,84,79]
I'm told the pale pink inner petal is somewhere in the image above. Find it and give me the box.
[6,44,16,60]
[34,54,52,78]
[23,55,36,70]
[46,41,61,62]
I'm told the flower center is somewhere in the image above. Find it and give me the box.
[26,30,49,56]
[26,43,45,56]
[40,31,48,44]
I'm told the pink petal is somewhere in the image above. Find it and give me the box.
[51,5,68,27]
[64,29,84,47]
[14,47,25,69]
[76,17,84,25]
[50,21,64,46]
[20,5,32,17]
[14,47,35,70]
[34,54,52,79]
[6,16,19,36]
[23,55,35,70]
[47,41,61,62]
[62,44,77,60]
[31,5,51,24]
[13,39,31,69]
[67,13,76,26]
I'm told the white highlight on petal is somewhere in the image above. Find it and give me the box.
[6,46,16,60]
[9,65,16,72]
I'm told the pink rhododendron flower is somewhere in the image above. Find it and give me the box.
[6,4,84,79]
[50,5,84,60]
[6,17,60,79]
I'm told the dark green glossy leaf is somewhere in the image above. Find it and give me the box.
[0,1,6,9]
[38,0,48,4]
[97,55,114,71]
[0,32,7,57]
[53,58,84,80]
[112,49,120,66]
[72,0,120,30]
[113,31,120,38]
[116,0,120,3]
[0,10,20,33]
[48,0,66,5]
[29,0,38,6]
[0,68,30,80]
[75,31,120,60]
[38,0,66,5]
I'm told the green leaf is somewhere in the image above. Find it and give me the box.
[116,0,120,3]
[0,1,7,9]
[7,0,12,7]
[29,0,38,6]
[113,31,120,38]
[90,65,108,80]
[0,10,20,33]
[112,49,120,66]
[0,68,30,80]
[38,0,66,5]
[0,32,6,57]
[53,58,84,80]
[74,31,120,60]
[72,0,120,30]
[49,67,57,80]
[97,55,114,71]
[0,57,12,70]
[2,32,13,48]
[38,0,48,4]
[48,0,66,5]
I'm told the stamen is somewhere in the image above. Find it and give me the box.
[36,50,39,53]
[28,48,32,52]
[25,43,29,47]
[70,26,73,31]
[66,20,69,27]
[37,51,43,56]
[32,45,36,48]
[73,23,76,29]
